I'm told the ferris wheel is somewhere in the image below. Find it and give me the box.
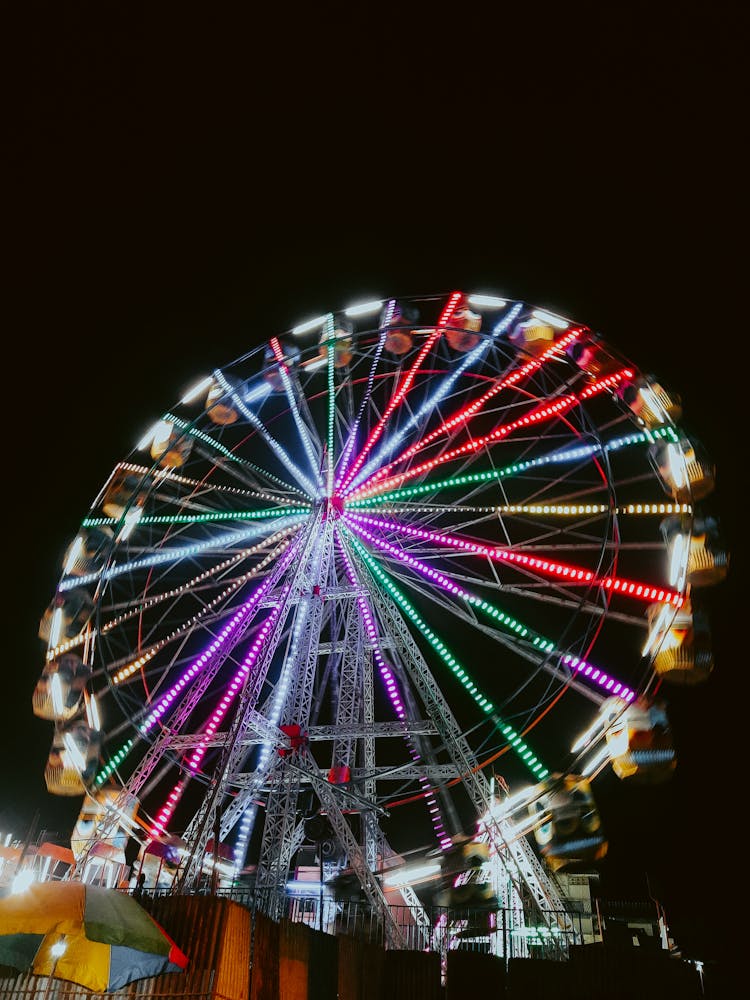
[34,290,726,947]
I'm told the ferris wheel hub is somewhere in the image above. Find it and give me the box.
[323,494,345,520]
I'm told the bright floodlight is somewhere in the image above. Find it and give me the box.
[86,691,101,731]
[63,535,84,575]
[642,603,673,658]
[668,533,688,589]
[50,672,64,715]
[244,381,272,406]
[181,375,213,405]
[118,506,143,542]
[532,308,569,330]
[137,419,169,451]
[149,419,173,455]
[383,860,440,888]
[581,743,610,777]
[292,315,328,336]
[666,443,686,489]
[49,607,63,648]
[571,715,606,754]
[50,940,67,958]
[63,732,86,769]
[639,385,669,425]
[11,870,35,894]
[301,356,327,371]
[482,784,536,823]
[344,299,383,317]
[468,294,507,309]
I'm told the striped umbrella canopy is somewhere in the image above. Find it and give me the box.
[0,880,188,992]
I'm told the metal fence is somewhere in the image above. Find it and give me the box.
[150,886,596,960]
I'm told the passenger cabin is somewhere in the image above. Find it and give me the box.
[32,652,91,721]
[44,719,101,795]
[603,697,676,783]
[529,774,607,871]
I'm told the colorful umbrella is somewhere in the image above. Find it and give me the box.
[0,880,189,992]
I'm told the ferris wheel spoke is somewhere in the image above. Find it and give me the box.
[336,530,457,848]
[91,539,304,798]
[57,512,307,597]
[98,458,306,514]
[97,533,299,688]
[118,564,301,844]
[267,337,324,487]
[45,527,298,665]
[178,516,328,879]
[372,558,635,729]
[390,563,620,633]
[348,421,678,517]
[398,561,648,633]
[119,505,311,540]
[149,608,295,839]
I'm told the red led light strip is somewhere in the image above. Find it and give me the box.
[346,511,683,607]
[352,329,582,496]
[340,291,463,492]
[347,369,632,502]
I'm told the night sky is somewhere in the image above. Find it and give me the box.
[3,6,743,966]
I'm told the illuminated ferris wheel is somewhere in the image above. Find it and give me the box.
[34,290,726,948]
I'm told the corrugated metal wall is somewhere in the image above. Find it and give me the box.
[382,950,442,1000]
[249,911,278,1000]
[445,950,505,999]
[306,924,337,1000]
[142,893,251,1000]
[278,919,309,1000]
[336,932,384,1000]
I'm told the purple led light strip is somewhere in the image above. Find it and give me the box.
[337,531,453,851]
[141,542,299,733]
[151,583,292,834]
[344,516,635,702]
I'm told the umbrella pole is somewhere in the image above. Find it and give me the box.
[14,809,39,878]
[42,935,66,1000]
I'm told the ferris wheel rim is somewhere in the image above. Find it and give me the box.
[36,290,712,903]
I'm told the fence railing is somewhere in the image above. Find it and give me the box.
[150,885,598,959]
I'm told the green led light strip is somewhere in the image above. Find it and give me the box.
[167,412,242,462]
[130,506,307,526]
[346,531,549,780]
[348,425,677,508]
[95,737,135,786]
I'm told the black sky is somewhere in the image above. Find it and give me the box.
[2,4,744,965]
